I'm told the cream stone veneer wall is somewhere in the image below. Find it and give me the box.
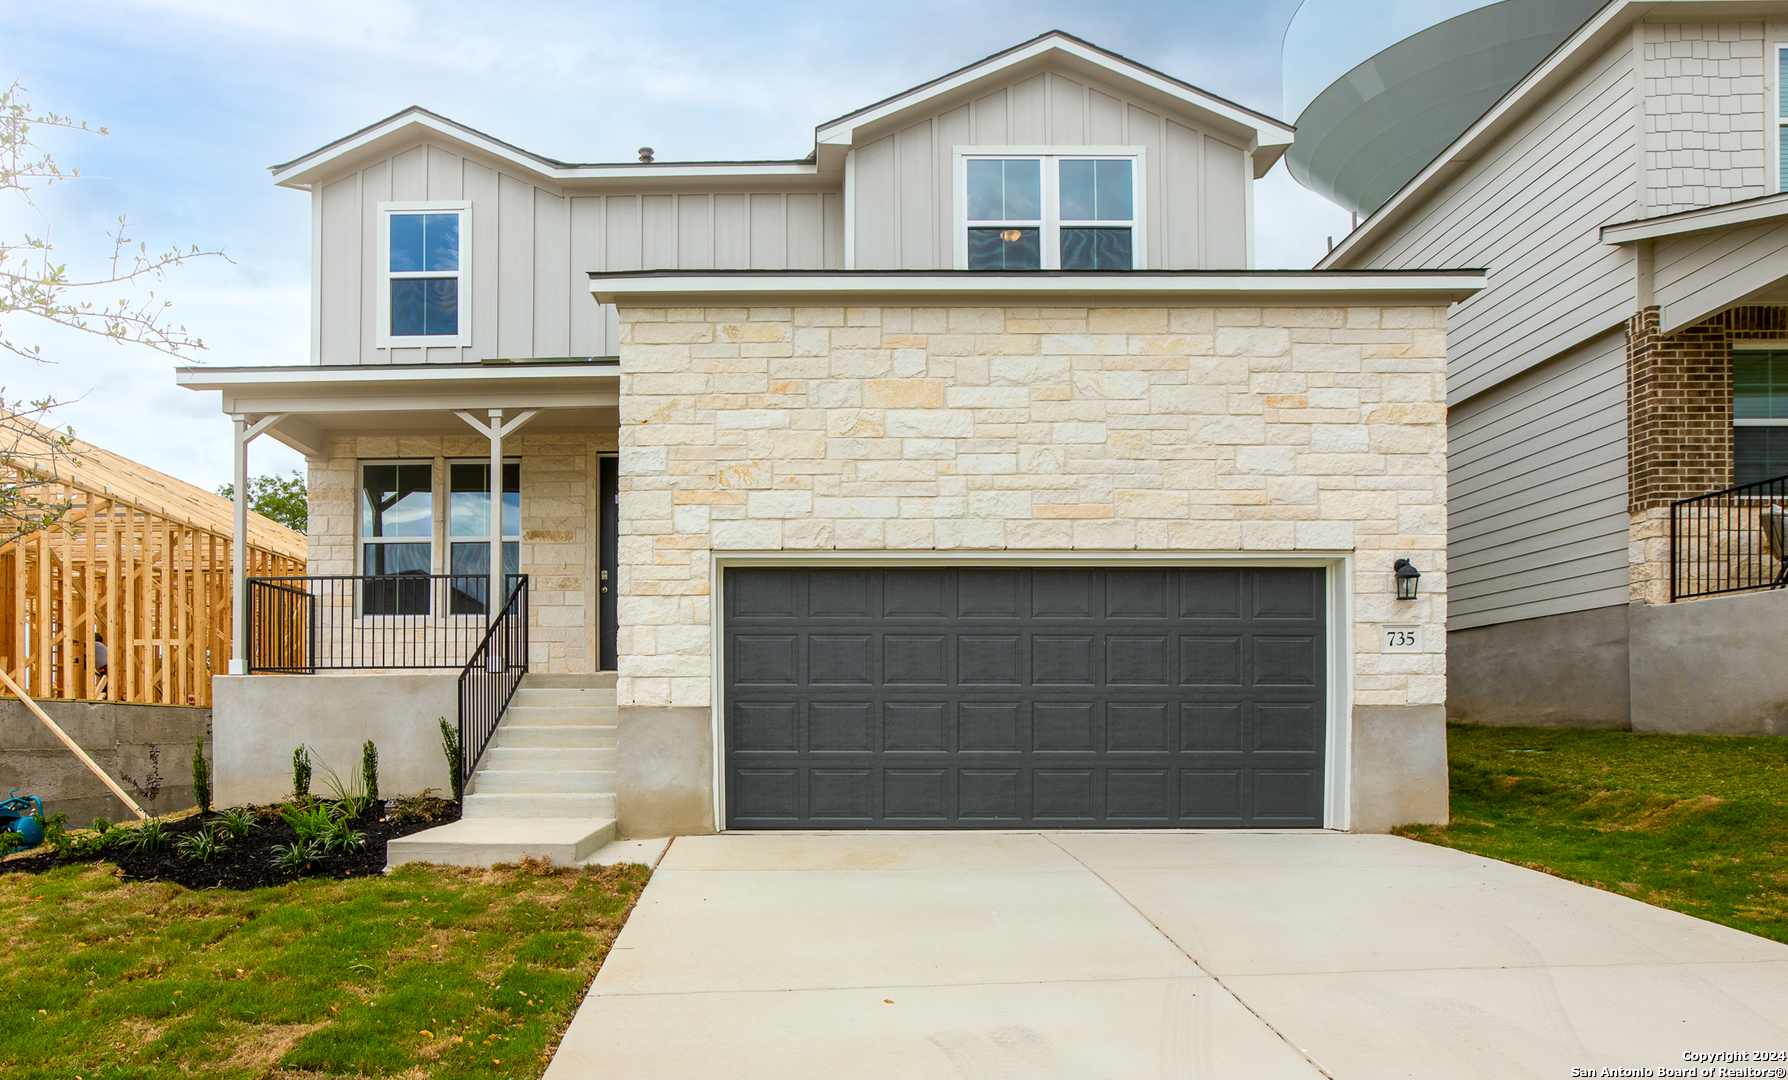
[614,303,1450,718]
[306,431,613,674]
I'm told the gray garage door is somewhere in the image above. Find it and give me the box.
[723,566,1327,829]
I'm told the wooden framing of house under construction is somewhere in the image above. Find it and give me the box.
[0,414,306,706]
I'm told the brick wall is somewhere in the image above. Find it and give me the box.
[615,303,1451,712]
[1642,22,1767,213]
[307,431,613,674]
[1626,306,1735,513]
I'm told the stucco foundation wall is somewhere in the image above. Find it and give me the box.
[1630,591,1788,734]
[1447,605,1632,729]
[614,304,1451,719]
[0,700,210,822]
[1350,704,1448,832]
[211,673,458,806]
[307,431,614,675]
[615,706,714,838]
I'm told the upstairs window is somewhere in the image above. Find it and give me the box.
[960,152,1140,271]
[1780,47,1788,191]
[377,202,471,347]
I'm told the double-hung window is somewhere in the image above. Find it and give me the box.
[1734,350,1788,485]
[447,461,520,614]
[360,462,433,615]
[960,151,1140,270]
[378,202,471,346]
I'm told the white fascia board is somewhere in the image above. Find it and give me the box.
[270,110,824,191]
[1601,191,1788,243]
[1320,0,1641,269]
[814,36,1294,154]
[176,362,619,392]
[589,271,1485,305]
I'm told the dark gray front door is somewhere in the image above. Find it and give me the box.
[723,566,1327,829]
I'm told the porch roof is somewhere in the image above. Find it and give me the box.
[175,360,619,459]
[1602,193,1788,336]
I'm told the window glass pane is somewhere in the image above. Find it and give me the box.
[449,462,521,536]
[1059,160,1096,220]
[365,542,431,575]
[361,463,433,537]
[967,159,1041,221]
[1735,427,1788,486]
[423,278,458,336]
[448,542,522,614]
[424,213,459,272]
[967,159,1004,221]
[1095,159,1133,220]
[390,213,425,272]
[1735,351,1788,420]
[967,227,1041,270]
[1780,49,1788,119]
[1060,227,1133,270]
[391,279,426,337]
[363,543,431,616]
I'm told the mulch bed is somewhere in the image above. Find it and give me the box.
[0,797,460,890]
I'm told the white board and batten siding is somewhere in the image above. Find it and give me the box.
[316,142,846,366]
[1344,35,1641,406]
[847,70,1251,270]
[1447,331,1631,629]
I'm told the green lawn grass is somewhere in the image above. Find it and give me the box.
[1397,723,1788,944]
[0,859,650,1080]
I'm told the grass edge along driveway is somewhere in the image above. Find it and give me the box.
[1398,722,1788,946]
[0,858,651,1080]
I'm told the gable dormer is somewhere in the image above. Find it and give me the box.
[822,33,1292,271]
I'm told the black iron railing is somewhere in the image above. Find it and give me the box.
[1671,474,1788,600]
[456,576,530,796]
[245,574,525,672]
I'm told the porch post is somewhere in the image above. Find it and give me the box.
[488,408,504,626]
[228,413,284,675]
[230,415,249,674]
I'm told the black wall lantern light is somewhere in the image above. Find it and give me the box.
[1394,559,1420,601]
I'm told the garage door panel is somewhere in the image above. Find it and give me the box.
[724,567,1327,829]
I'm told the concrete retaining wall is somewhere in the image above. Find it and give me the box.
[1350,704,1449,832]
[616,706,715,839]
[0,699,211,822]
[1447,605,1632,729]
[1630,591,1788,735]
[211,672,460,806]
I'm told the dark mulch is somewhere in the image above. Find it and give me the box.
[0,796,460,889]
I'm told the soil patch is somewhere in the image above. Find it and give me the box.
[0,796,459,889]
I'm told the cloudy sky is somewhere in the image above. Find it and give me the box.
[2,0,1352,492]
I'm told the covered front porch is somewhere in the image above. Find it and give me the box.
[177,360,621,807]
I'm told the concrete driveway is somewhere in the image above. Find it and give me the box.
[544,832,1788,1078]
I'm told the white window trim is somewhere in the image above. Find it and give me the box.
[375,200,472,348]
[1777,44,1787,194]
[951,146,1147,271]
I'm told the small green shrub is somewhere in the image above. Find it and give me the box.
[279,801,335,847]
[0,830,23,856]
[361,739,380,803]
[320,817,367,854]
[214,808,256,838]
[314,755,370,820]
[91,818,111,834]
[175,826,227,864]
[291,745,312,801]
[438,718,462,801]
[119,819,168,854]
[387,789,453,825]
[271,839,318,874]
[191,737,212,814]
[39,812,73,857]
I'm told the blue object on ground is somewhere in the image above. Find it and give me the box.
[0,790,45,850]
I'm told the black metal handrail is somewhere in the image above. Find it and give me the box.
[245,574,525,672]
[1671,473,1788,600]
[456,576,530,798]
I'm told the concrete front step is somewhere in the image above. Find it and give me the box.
[482,745,617,769]
[503,704,619,726]
[462,791,616,818]
[491,725,617,750]
[512,687,616,708]
[474,769,615,794]
[386,817,616,868]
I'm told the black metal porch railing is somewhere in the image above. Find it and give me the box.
[245,574,526,673]
[1671,474,1788,600]
[456,575,530,796]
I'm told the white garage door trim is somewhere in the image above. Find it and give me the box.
[708,550,1355,832]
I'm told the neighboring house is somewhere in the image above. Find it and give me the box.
[1298,0,1788,736]
[180,32,1480,860]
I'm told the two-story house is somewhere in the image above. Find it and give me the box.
[180,32,1481,863]
[1297,0,1788,736]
